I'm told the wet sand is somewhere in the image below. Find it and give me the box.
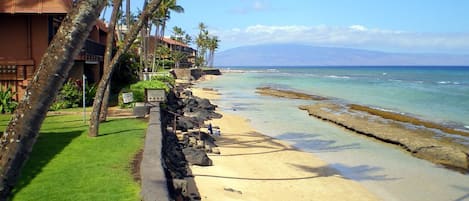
[189,87,380,201]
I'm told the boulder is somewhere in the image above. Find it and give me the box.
[183,147,213,166]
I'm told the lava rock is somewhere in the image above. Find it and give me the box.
[183,147,213,166]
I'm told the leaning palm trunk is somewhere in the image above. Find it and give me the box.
[0,1,106,199]
[99,83,111,122]
[89,0,162,137]
[98,0,122,122]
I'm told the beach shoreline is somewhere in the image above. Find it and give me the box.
[254,87,469,172]
[188,84,381,201]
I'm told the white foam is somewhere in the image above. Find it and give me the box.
[438,81,450,84]
[326,75,350,79]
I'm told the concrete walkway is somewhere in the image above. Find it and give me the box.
[140,106,170,201]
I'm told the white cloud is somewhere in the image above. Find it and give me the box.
[349,25,367,31]
[212,25,469,54]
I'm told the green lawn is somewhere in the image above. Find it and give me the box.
[0,113,146,201]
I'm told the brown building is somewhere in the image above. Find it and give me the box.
[147,36,196,68]
[0,0,108,100]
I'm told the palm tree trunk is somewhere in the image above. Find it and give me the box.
[126,0,131,27]
[90,0,121,130]
[152,24,160,72]
[89,0,163,137]
[0,1,106,199]
[99,80,111,122]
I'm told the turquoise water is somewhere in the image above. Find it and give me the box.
[197,66,469,201]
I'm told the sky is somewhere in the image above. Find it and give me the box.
[125,0,469,54]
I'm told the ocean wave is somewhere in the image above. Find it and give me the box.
[369,106,407,115]
[388,79,403,82]
[436,81,461,85]
[325,75,351,79]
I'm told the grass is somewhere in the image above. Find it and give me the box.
[0,113,147,201]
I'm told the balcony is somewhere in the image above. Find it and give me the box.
[77,39,105,62]
[83,39,105,56]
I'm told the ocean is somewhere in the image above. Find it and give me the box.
[196,66,469,201]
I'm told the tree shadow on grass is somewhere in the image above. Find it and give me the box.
[99,129,144,137]
[10,130,82,198]
[97,118,146,137]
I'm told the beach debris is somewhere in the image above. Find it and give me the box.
[224,187,243,194]
[211,147,221,155]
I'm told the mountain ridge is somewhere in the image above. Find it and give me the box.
[214,44,469,66]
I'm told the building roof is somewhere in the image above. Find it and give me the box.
[95,20,108,33]
[160,37,190,48]
[0,0,72,14]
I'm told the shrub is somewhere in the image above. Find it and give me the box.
[129,80,169,102]
[50,79,96,110]
[0,86,18,114]
[151,74,175,86]
[84,84,97,106]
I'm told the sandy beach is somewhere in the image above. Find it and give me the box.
[189,87,380,201]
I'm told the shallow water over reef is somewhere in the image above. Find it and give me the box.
[197,66,469,201]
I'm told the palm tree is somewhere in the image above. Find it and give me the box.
[207,36,220,68]
[171,26,185,42]
[0,1,107,198]
[171,50,187,68]
[126,0,131,27]
[89,0,164,137]
[195,22,207,67]
[184,33,192,45]
[195,23,211,67]
[151,0,183,71]
[98,0,123,122]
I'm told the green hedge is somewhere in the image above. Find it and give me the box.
[129,80,169,102]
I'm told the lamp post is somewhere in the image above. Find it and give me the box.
[83,74,86,123]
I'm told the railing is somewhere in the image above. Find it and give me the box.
[83,39,105,56]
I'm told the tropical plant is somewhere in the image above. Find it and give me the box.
[0,86,18,114]
[56,79,82,108]
[195,23,209,67]
[151,0,184,70]
[171,26,185,42]
[154,45,171,71]
[171,50,187,68]
[207,36,220,68]
[151,74,175,86]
